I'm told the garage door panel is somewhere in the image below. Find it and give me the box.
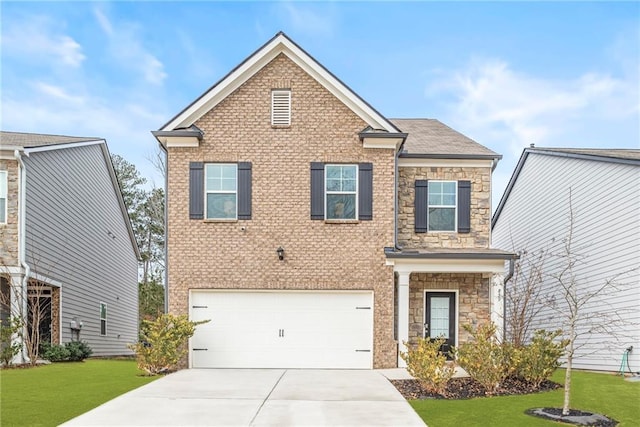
[189,291,373,369]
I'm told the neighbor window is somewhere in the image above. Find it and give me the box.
[100,303,107,336]
[0,171,6,224]
[428,181,457,231]
[325,165,357,220]
[205,164,237,220]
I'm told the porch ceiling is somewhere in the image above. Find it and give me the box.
[384,247,516,274]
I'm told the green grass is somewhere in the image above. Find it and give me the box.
[410,370,640,426]
[0,359,158,427]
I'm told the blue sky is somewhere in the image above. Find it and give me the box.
[2,1,638,207]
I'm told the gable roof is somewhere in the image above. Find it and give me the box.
[1,131,101,148]
[492,146,640,228]
[391,119,501,160]
[159,31,401,134]
[2,131,140,259]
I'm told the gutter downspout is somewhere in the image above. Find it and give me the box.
[502,255,517,343]
[394,142,405,251]
[160,144,169,314]
[14,149,30,363]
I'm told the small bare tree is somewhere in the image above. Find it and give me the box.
[504,248,548,348]
[547,189,637,416]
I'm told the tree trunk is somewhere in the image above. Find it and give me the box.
[563,331,575,415]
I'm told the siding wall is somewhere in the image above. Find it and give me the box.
[24,144,138,356]
[493,153,640,371]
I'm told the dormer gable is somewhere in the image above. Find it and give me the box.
[154,32,405,149]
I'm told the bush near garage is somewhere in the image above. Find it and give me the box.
[454,323,516,395]
[129,313,209,375]
[401,337,455,395]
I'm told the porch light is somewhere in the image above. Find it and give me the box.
[276,247,285,261]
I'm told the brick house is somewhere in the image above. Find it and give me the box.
[0,132,139,362]
[153,32,515,369]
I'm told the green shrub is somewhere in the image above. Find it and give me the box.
[129,314,209,375]
[65,341,93,361]
[42,343,71,362]
[1,317,23,367]
[515,329,567,387]
[455,323,516,395]
[401,337,455,395]
[41,341,92,362]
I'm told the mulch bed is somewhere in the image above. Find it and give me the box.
[391,376,561,400]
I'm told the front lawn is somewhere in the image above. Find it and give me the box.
[0,359,158,427]
[410,370,640,426]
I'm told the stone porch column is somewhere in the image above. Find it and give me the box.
[397,271,410,367]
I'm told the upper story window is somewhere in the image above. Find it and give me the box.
[271,89,291,126]
[428,181,457,231]
[205,164,237,220]
[0,171,7,224]
[325,165,358,220]
[414,180,471,234]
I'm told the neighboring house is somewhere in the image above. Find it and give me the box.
[0,132,140,361]
[492,147,640,371]
[153,32,514,369]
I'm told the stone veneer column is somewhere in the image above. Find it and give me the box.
[397,272,410,367]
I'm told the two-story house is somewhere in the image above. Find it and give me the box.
[153,32,514,369]
[0,132,139,362]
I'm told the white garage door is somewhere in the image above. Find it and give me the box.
[189,290,373,369]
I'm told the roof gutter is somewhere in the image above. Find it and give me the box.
[14,149,30,364]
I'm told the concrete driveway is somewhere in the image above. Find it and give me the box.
[61,369,425,426]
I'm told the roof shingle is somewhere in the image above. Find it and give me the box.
[0,131,101,148]
[390,119,500,159]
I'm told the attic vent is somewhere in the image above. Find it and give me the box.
[271,89,291,126]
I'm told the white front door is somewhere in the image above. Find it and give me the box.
[189,290,374,369]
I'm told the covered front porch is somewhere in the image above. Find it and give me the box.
[385,248,515,367]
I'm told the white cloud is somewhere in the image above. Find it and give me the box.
[275,2,338,38]
[1,15,85,67]
[92,7,167,85]
[426,51,639,209]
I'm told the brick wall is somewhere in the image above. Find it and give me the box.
[398,166,491,249]
[408,273,491,344]
[0,159,19,267]
[166,53,397,368]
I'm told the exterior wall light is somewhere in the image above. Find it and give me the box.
[276,247,285,261]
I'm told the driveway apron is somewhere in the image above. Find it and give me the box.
[60,369,425,426]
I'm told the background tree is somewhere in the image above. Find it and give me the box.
[111,154,165,322]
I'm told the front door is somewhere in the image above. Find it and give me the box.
[425,292,455,358]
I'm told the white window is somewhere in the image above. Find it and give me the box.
[205,164,237,220]
[271,90,291,126]
[428,181,457,231]
[325,165,357,220]
[100,302,107,336]
[0,171,6,224]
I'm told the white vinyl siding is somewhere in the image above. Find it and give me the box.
[0,171,6,224]
[271,90,291,126]
[428,180,457,231]
[493,153,640,371]
[205,164,237,220]
[325,164,358,220]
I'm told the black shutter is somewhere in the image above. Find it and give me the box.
[237,162,252,220]
[310,162,325,220]
[189,162,204,220]
[457,180,471,233]
[415,180,428,233]
[358,163,373,220]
